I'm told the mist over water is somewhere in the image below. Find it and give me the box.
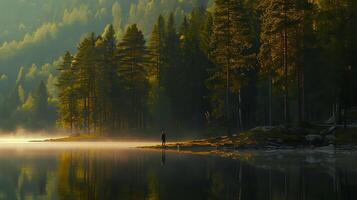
[0,129,160,150]
[0,142,159,150]
[0,128,67,141]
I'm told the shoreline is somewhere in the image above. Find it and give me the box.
[33,125,357,153]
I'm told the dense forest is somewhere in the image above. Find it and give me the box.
[0,0,356,136]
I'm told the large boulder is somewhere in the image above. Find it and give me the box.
[305,134,324,145]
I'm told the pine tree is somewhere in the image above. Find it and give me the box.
[57,51,78,133]
[22,93,35,110]
[295,0,315,124]
[7,84,21,114]
[149,15,166,89]
[208,0,254,132]
[117,24,149,128]
[312,0,357,125]
[96,24,119,131]
[18,85,25,103]
[34,81,49,121]
[178,8,212,129]
[163,13,182,127]
[16,67,25,85]
[73,33,97,133]
[259,0,303,125]
[148,15,168,128]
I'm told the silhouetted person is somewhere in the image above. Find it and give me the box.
[161,130,166,147]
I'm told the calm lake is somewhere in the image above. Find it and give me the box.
[0,142,356,200]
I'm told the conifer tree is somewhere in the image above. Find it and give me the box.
[163,13,183,127]
[179,8,212,128]
[8,84,21,114]
[57,51,78,132]
[117,24,149,128]
[96,24,119,131]
[259,0,303,125]
[16,67,25,85]
[148,15,168,128]
[208,0,254,132]
[18,85,25,103]
[149,15,166,89]
[34,81,49,122]
[73,33,97,133]
[22,93,35,111]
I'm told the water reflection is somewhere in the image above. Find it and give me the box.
[161,150,166,166]
[0,149,355,199]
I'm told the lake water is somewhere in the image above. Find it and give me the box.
[0,142,356,200]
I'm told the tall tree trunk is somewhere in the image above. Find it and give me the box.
[226,61,231,134]
[298,64,305,125]
[302,68,305,122]
[84,98,88,134]
[283,0,289,125]
[269,71,273,126]
[226,3,231,135]
[297,50,303,125]
[70,108,73,134]
[156,54,162,129]
[298,11,305,126]
[87,97,90,134]
[238,89,243,130]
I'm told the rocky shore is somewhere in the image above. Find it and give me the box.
[142,125,357,151]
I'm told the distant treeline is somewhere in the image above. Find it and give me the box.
[1,0,357,134]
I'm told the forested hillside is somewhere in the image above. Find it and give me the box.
[0,0,211,130]
[0,0,356,135]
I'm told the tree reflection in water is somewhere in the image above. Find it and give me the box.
[0,150,355,199]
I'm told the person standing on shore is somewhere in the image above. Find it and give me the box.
[161,130,166,147]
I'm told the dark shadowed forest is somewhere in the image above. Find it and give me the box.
[0,0,356,137]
